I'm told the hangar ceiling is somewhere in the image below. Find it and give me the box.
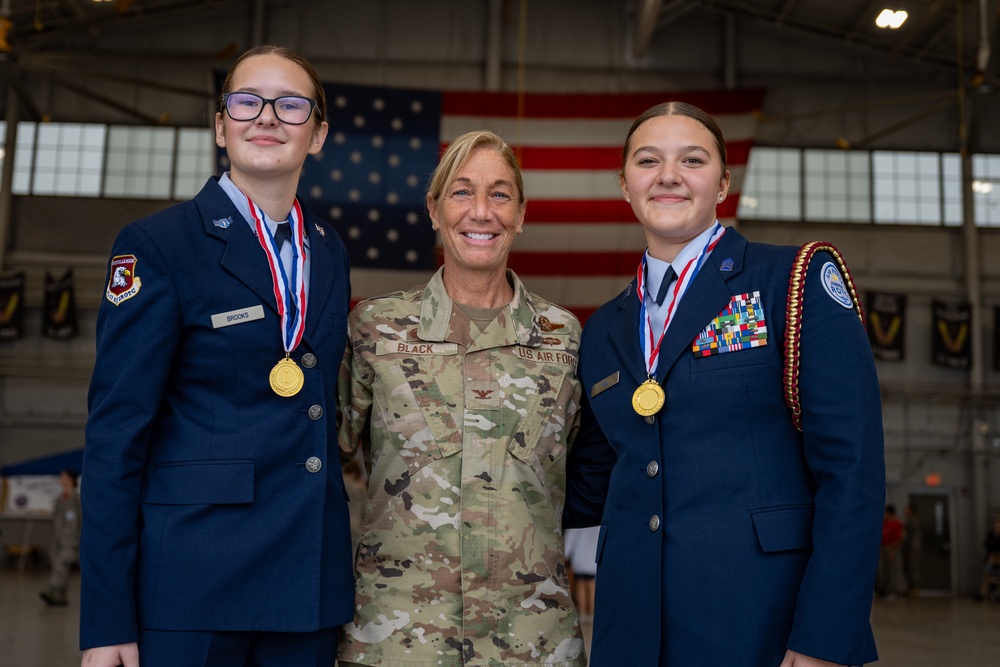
[1,1,994,71]
[0,0,997,150]
[638,0,997,76]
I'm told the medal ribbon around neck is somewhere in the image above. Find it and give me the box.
[636,222,725,378]
[244,192,308,355]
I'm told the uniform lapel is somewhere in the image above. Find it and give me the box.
[197,179,281,312]
[655,229,748,380]
[302,212,336,341]
[607,279,648,388]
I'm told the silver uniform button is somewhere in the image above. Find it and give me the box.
[644,415,655,425]
[305,457,322,473]
[649,515,661,532]
[301,353,317,368]
[646,461,659,477]
[308,405,323,420]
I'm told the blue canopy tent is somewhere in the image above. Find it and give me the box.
[0,449,84,476]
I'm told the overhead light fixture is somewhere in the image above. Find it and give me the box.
[972,180,994,194]
[875,9,908,29]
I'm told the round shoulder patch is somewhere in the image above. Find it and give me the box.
[820,261,854,309]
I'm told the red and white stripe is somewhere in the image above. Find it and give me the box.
[355,89,764,322]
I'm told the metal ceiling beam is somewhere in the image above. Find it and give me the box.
[891,0,954,55]
[633,0,665,59]
[632,0,700,59]
[846,0,886,37]
[10,0,249,51]
[19,59,216,99]
[775,0,800,25]
[702,0,967,72]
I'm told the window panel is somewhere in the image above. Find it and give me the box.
[173,127,215,199]
[875,200,894,221]
[738,147,800,220]
[802,148,869,223]
[827,198,847,218]
[972,154,1000,226]
[849,199,869,220]
[80,173,102,193]
[872,150,945,225]
[22,123,106,196]
[917,201,938,224]
[33,171,55,193]
[850,176,870,197]
[104,126,176,199]
[5,118,999,232]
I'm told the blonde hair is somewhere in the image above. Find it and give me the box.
[427,130,525,206]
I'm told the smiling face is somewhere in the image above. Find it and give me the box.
[620,113,730,261]
[428,147,525,279]
[215,53,328,186]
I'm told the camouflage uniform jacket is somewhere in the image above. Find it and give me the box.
[338,268,586,667]
[53,491,83,550]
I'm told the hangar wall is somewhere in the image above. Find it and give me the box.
[2,0,999,594]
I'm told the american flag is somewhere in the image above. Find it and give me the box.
[294,83,765,322]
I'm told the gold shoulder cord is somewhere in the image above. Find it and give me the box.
[783,241,865,432]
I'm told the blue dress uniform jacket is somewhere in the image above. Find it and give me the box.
[80,178,355,650]
[565,228,885,667]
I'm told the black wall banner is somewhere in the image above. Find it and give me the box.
[866,292,906,361]
[931,299,971,370]
[995,306,1000,372]
[0,272,26,340]
[42,269,78,340]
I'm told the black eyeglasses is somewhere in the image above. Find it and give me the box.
[221,92,318,125]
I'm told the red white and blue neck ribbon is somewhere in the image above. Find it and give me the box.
[244,192,307,355]
[636,222,725,377]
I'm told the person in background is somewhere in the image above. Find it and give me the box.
[876,504,906,601]
[978,516,1000,601]
[564,101,885,667]
[337,130,586,666]
[902,502,922,597]
[39,468,82,607]
[79,45,354,667]
[563,526,599,623]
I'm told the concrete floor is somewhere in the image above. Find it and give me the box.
[2,566,999,666]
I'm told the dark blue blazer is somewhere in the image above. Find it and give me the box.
[80,178,355,649]
[565,228,884,667]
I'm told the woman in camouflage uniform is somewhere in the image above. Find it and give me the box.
[338,131,587,667]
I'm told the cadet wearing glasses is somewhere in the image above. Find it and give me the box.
[79,46,354,667]
[221,92,319,125]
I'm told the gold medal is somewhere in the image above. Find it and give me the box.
[632,378,665,417]
[269,357,304,397]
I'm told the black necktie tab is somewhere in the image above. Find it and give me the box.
[273,222,291,249]
[655,266,676,305]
